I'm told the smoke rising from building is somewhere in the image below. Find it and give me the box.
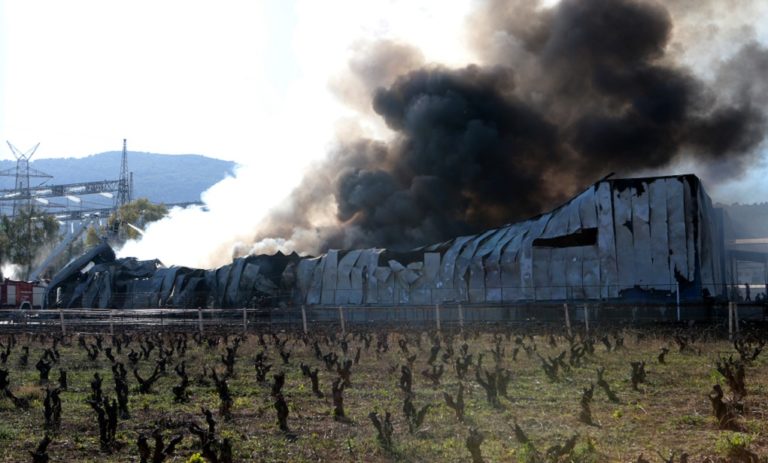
[120,0,768,266]
[251,0,768,254]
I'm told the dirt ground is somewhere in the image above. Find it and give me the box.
[0,322,767,462]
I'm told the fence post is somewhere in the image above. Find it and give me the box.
[676,282,681,321]
[198,308,203,335]
[109,310,114,337]
[435,304,441,331]
[458,303,464,332]
[301,305,308,334]
[242,308,247,335]
[584,304,589,336]
[728,302,733,340]
[59,309,66,336]
[338,306,346,334]
[734,302,740,334]
[564,303,572,338]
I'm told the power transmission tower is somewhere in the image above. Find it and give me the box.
[0,142,53,216]
[115,138,132,209]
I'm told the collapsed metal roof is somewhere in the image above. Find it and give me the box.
[47,174,747,309]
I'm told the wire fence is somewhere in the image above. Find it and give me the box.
[51,281,768,311]
[1,301,766,335]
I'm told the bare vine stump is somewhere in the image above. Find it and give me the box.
[443,382,465,422]
[369,411,393,450]
[402,395,431,433]
[36,358,52,385]
[332,377,347,421]
[596,367,620,403]
[274,393,290,432]
[579,383,597,426]
[43,388,62,431]
[465,427,485,463]
[630,361,646,391]
[29,435,51,463]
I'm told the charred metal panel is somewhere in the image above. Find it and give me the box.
[125,279,155,308]
[648,181,671,288]
[337,250,361,291]
[712,207,726,297]
[321,250,338,305]
[578,187,598,229]
[582,245,600,299]
[170,273,188,306]
[407,261,431,304]
[439,236,473,291]
[631,183,653,286]
[550,247,567,300]
[226,258,247,307]
[98,274,113,309]
[352,249,378,304]
[391,260,417,305]
[45,241,116,307]
[158,267,178,305]
[214,265,232,308]
[175,276,206,308]
[148,271,166,306]
[501,227,525,300]
[596,183,618,298]
[565,246,584,299]
[613,186,636,291]
[82,273,101,308]
[666,178,688,281]
[485,226,517,302]
[349,267,363,304]
[566,194,583,234]
[540,204,570,239]
[455,230,495,302]
[307,256,326,305]
[336,250,362,304]
[521,215,551,299]
[470,229,506,303]
[683,179,696,281]
[238,263,261,306]
[296,258,319,304]
[532,247,551,301]
[375,266,394,304]
[422,252,441,304]
[697,188,716,296]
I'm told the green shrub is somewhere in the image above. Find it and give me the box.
[715,432,753,458]
[571,436,600,463]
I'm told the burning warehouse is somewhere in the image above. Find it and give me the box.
[41,0,768,315]
[46,174,754,310]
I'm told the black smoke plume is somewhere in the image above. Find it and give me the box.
[253,0,768,254]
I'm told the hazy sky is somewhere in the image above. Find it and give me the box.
[0,0,473,166]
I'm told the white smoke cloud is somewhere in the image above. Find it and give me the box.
[119,0,768,268]
[118,0,475,267]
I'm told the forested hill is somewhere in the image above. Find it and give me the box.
[0,151,237,204]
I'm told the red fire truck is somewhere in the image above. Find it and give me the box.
[0,279,45,310]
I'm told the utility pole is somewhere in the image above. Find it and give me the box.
[115,138,132,209]
[0,142,52,216]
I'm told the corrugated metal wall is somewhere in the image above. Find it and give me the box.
[49,174,729,309]
[293,175,726,305]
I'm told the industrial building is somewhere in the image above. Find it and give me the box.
[46,174,765,309]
